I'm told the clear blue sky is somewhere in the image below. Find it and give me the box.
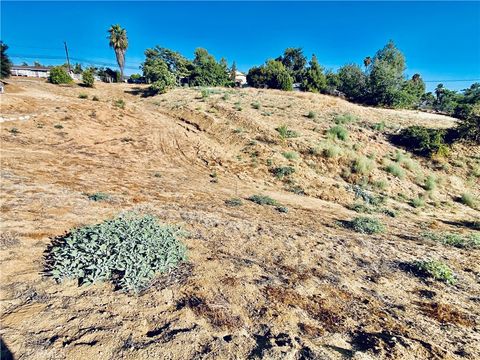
[2,1,479,91]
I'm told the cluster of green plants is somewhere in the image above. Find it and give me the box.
[282,151,299,160]
[78,93,88,99]
[114,99,126,109]
[460,193,476,208]
[411,259,456,284]
[45,213,187,293]
[347,216,385,234]
[306,111,316,119]
[48,66,72,84]
[334,113,357,125]
[271,166,295,179]
[385,162,405,179]
[423,231,480,249]
[352,156,375,175]
[225,198,243,207]
[82,68,95,87]
[327,125,348,141]
[391,126,450,157]
[276,125,299,139]
[248,194,278,206]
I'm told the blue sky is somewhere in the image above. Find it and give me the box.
[2,1,479,92]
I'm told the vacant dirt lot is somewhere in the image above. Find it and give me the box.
[1,79,479,359]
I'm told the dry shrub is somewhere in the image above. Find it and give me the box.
[418,302,473,326]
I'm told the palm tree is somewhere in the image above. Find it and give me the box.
[107,24,128,81]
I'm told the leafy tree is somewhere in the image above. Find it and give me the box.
[189,48,229,86]
[394,73,426,108]
[230,61,237,81]
[338,64,367,101]
[48,66,72,84]
[73,63,83,74]
[82,68,95,87]
[108,24,128,81]
[457,114,480,143]
[130,73,142,80]
[325,70,340,94]
[368,40,406,106]
[142,56,175,94]
[434,84,459,114]
[247,60,293,90]
[301,54,326,93]
[1,42,12,79]
[143,46,191,85]
[276,47,307,83]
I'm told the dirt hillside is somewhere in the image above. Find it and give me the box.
[1,78,479,360]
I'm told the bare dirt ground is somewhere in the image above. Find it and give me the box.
[1,78,479,359]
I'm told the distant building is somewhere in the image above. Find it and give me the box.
[235,71,247,87]
[11,65,52,78]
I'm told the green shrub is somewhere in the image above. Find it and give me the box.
[54,124,63,129]
[424,231,480,249]
[348,216,385,234]
[307,111,316,119]
[82,69,95,87]
[200,88,210,99]
[327,125,348,141]
[411,196,425,208]
[271,166,295,179]
[372,179,387,190]
[225,198,243,207]
[48,66,72,84]
[222,93,230,101]
[424,175,436,191]
[78,93,88,99]
[386,163,405,179]
[282,151,298,160]
[352,156,375,175]
[45,213,187,292]
[460,193,476,208]
[323,144,341,158]
[392,126,449,157]
[248,195,279,206]
[251,101,261,109]
[373,121,386,131]
[87,192,110,202]
[114,99,125,109]
[412,259,456,284]
[334,113,357,125]
[276,125,299,139]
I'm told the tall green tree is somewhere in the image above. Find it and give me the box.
[230,61,237,82]
[108,24,128,81]
[338,64,367,101]
[1,42,12,79]
[143,46,191,85]
[189,48,229,86]
[276,48,307,83]
[368,40,406,106]
[247,60,293,91]
[301,54,326,93]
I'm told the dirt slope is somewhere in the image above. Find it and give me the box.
[0,79,479,360]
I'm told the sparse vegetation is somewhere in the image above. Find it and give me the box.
[46,213,187,292]
[251,101,261,109]
[48,66,72,84]
[334,113,357,125]
[386,162,405,179]
[282,151,298,160]
[276,125,299,139]
[460,193,476,208]
[347,216,385,234]
[92,95,100,101]
[271,166,295,179]
[87,192,111,202]
[114,99,126,109]
[412,259,456,284]
[248,195,279,206]
[352,156,375,175]
[322,144,341,158]
[54,124,63,129]
[78,93,88,99]
[423,231,480,249]
[225,198,243,207]
[392,126,449,157]
[411,196,425,208]
[327,125,348,141]
[307,111,316,119]
[424,174,436,191]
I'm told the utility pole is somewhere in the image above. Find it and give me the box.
[64,41,71,73]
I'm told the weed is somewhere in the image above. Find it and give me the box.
[114,99,126,109]
[222,93,230,101]
[352,156,375,175]
[386,163,405,179]
[251,101,261,109]
[323,145,341,158]
[87,192,111,202]
[282,151,299,160]
[200,88,210,99]
[271,166,295,179]
[424,175,436,191]
[423,231,480,249]
[92,95,100,101]
[411,260,456,284]
[9,127,19,134]
[307,111,316,119]
[54,124,64,129]
[45,213,187,293]
[460,193,476,208]
[78,93,88,99]
[334,113,357,125]
[411,196,425,208]
[277,125,299,139]
[276,206,289,213]
[373,121,386,131]
[248,195,279,206]
[225,198,243,207]
[347,217,385,234]
[327,125,348,141]
[153,172,161,178]
[372,179,387,191]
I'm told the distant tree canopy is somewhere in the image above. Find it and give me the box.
[1,42,12,79]
[142,55,176,94]
[143,46,191,85]
[276,47,307,83]
[301,54,326,93]
[189,48,230,87]
[247,60,293,91]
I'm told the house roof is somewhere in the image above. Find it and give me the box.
[12,65,52,71]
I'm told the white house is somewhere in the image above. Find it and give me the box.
[11,65,52,78]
